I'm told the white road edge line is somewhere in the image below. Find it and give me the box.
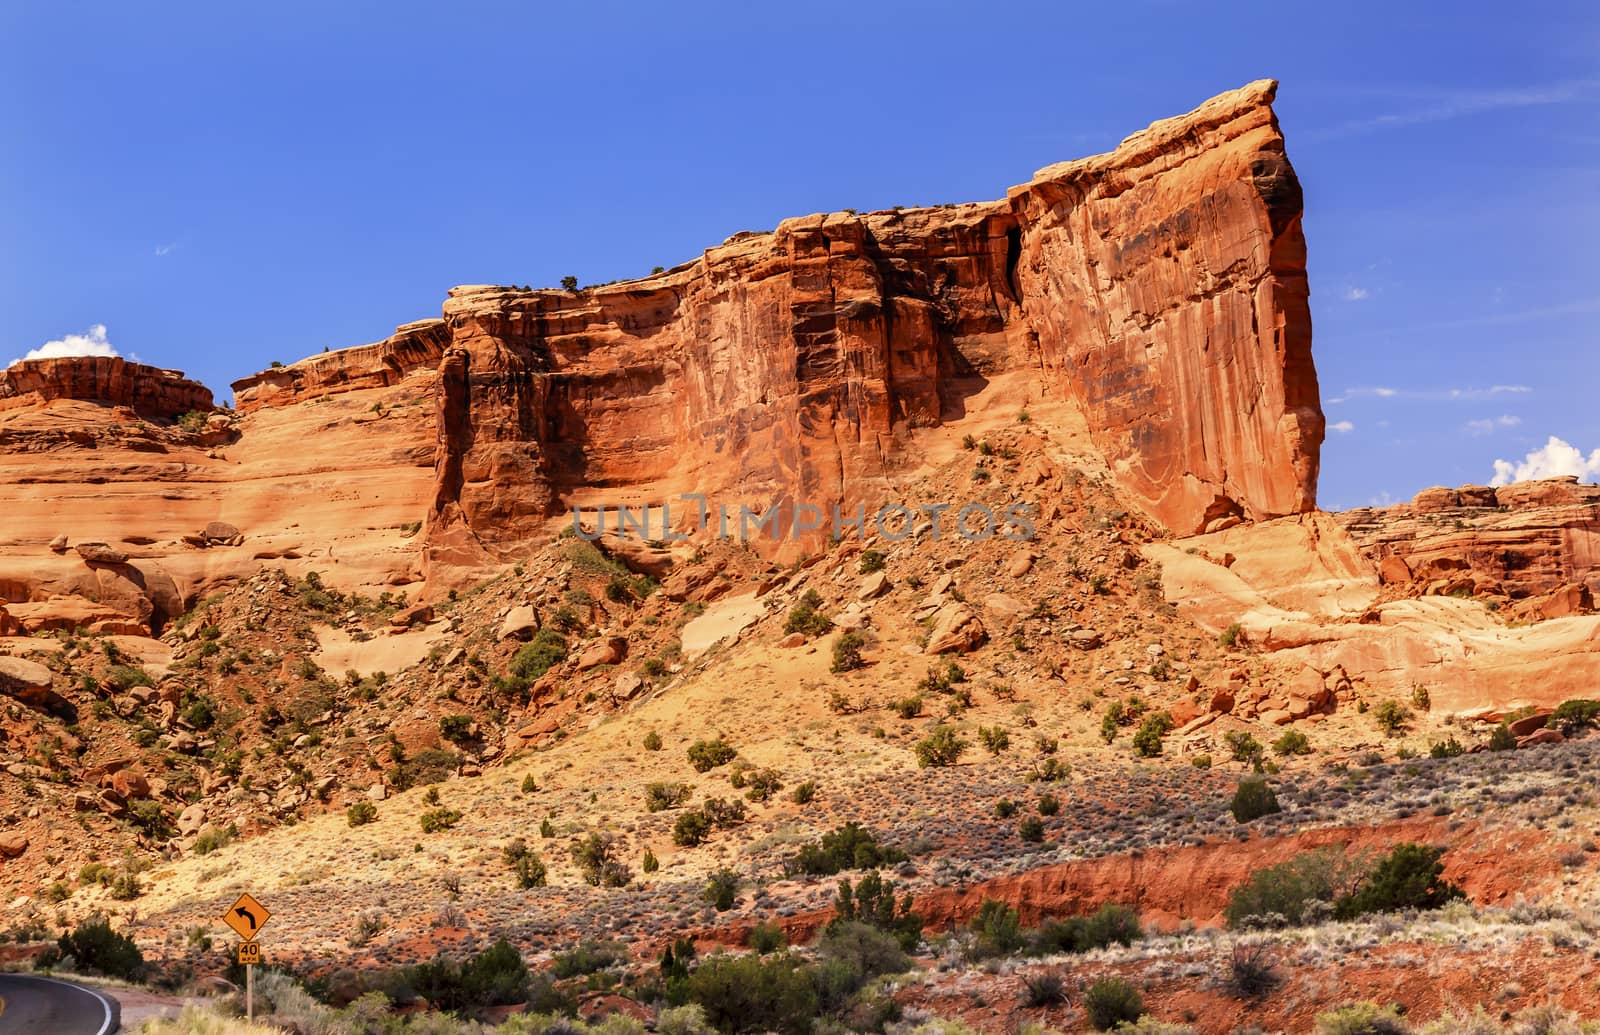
[20,974,117,1034]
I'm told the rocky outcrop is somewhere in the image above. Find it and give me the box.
[1338,478,1600,601]
[1009,79,1322,534]
[405,79,1320,569]
[0,357,213,419]
[231,319,450,414]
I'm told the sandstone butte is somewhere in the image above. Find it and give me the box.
[0,79,1595,714]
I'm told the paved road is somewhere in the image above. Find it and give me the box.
[0,974,118,1034]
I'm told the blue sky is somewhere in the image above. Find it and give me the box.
[3,1,1596,509]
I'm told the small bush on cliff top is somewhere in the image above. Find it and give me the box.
[1334,842,1462,919]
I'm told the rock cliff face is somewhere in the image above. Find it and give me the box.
[1338,479,1600,602]
[231,319,449,414]
[388,79,1320,569]
[0,357,213,418]
[1,80,1325,617]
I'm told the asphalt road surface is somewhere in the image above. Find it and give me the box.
[0,974,118,1034]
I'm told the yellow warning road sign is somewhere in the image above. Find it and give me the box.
[223,892,272,941]
[238,941,261,965]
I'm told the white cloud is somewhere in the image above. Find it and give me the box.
[1344,287,1370,301]
[1490,436,1600,487]
[9,324,122,368]
[1329,420,1355,433]
[1465,415,1523,436]
[1338,384,1531,403]
[154,243,177,257]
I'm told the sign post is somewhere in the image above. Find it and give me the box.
[222,892,272,1021]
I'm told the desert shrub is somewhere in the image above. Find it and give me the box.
[1428,737,1464,759]
[1225,730,1265,764]
[832,870,923,950]
[701,797,746,828]
[110,872,142,900]
[688,737,737,772]
[419,807,461,833]
[643,730,663,751]
[1219,622,1242,647]
[783,594,834,637]
[1230,777,1281,822]
[1313,1002,1411,1035]
[914,726,967,768]
[1488,723,1518,751]
[521,773,539,793]
[1037,793,1060,816]
[1374,699,1410,736]
[36,915,144,980]
[968,898,1023,958]
[830,631,867,673]
[192,823,238,855]
[510,629,569,683]
[503,839,547,889]
[570,833,631,887]
[391,747,459,790]
[748,921,787,954]
[995,798,1018,818]
[1083,977,1143,1030]
[1225,941,1280,998]
[643,848,660,873]
[406,938,529,1011]
[1551,698,1600,734]
[1018,817,1045,842]
[858,550,886,574]
[684,952,818,1035]
[704,868,741,911]
[1022,970,1067,1007]
[977,725,1010,754]
[1029,903,1141,955]
[787,822,905,876]
[1132,711,1174,757]
[1225,847,1360,928]
[550,939,630,978]
[673,810,713,847]
[129,798,173,839]
[791,781,816,804]
[646,782,693,812]
[1334,843,1462,920]
[894,695,924,719]
[1274,729,1312,756]
[743,768,783,802]
[438,713,473,743]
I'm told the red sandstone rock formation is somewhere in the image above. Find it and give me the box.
[3,81,1322,612]
[1339,478,1600,601]
[0,357,213,418]
[397,79,1322,569]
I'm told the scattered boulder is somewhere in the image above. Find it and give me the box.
[202,521,245,546]
[105,769,151,801]
[177,804,207,836]
[925,603,986,655]
[389,603,434,629]
[614,672,645,700]
[857,572,891,601]
[1260,709,1294,726]
[499,605,540,641]
[0,656,75,720]
[778,632,807,648]
[0,833,27,859]
[0,605,18,637]
[48,534,69,553]
[577,637,627,671]
[1008,552,1035,578]
[1519,728,1565,748]
[1508,712,1552,737]
[1376,555,1413,585]
[1068,628,1103,650]
[74,542,128,565]
[1209,689,1236,714]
